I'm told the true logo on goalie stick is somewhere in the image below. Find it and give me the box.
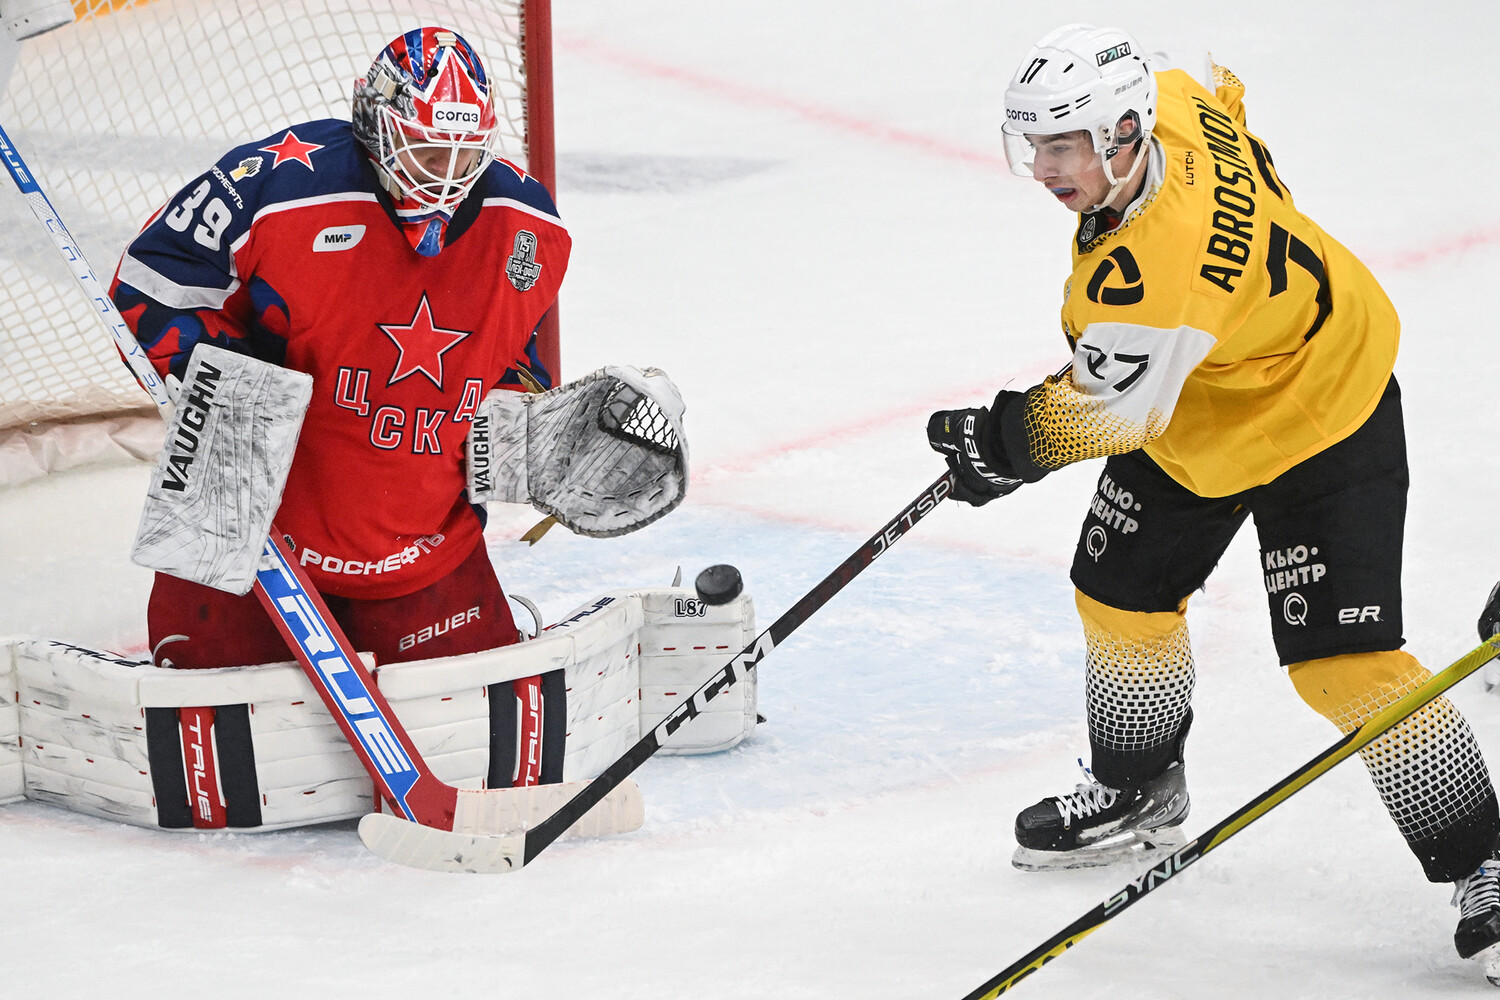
[0,130,33,185]
[506,230,542,291]
[159,360,223,492]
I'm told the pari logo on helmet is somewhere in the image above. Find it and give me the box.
[1001,24,1156,190]
[352,26,499,217]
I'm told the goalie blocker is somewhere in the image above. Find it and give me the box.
[0,587,755,831]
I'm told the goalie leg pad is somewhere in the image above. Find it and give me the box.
[146,705,263,829]
[1290,650,1500,882]
[486,670,566,788]
[0,644,23,806]
[1,584,757,831]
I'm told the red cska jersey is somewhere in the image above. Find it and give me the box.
[111,119,570,599]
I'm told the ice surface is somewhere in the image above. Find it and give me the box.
[3,1,1500,997]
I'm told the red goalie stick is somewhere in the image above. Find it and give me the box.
[0,123,641,868]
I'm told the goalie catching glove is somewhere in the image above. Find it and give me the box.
[468,365,687,536]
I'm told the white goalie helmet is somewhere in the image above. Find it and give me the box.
[1002,24,1156,179]
[351,27,499,215]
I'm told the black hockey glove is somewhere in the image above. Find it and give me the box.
[1480,581,1500,643]
[927,397,1024,507]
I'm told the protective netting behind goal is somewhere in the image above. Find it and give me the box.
[0,0,536,440]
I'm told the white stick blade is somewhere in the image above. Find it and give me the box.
[358,778,645,873]
[453,777,645,839]
[358,813,525,874]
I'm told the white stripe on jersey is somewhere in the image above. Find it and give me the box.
[481,196,563,223]
[116,253,240,311]
[1069,322,1217,431]
[242,191,383,240]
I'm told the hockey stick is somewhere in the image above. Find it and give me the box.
[0,123,641,850]
[359,470,958,870]
[961,631,1500,998]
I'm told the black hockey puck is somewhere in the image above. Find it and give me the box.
[694,564,743,606]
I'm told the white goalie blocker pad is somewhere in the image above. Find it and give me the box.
[131,345,312,595]
[468,366,688,537]
[0,587,756,830]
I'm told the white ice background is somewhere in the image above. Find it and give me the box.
[3,1,1500,997]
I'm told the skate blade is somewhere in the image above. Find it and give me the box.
[1011,826,1187,872]
[1479,943,1500,987]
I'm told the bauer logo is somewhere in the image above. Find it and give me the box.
[313,225,366,252]
[432,102,482,129]
[1096,42,1131,66]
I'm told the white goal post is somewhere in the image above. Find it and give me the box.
[0,0,558,485]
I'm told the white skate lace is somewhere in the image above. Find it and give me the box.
[1453,862,1500,919]
[1054,761,1120,826]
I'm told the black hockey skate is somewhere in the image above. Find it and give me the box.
[1453,858,1500,985]
[1012,759,1189,871]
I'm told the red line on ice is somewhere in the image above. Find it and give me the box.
[559,35,1011,172]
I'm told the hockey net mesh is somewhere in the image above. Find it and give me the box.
[0,0,533,436]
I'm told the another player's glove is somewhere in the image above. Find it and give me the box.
[927,394,1025,507]
[1480,581,1500,642]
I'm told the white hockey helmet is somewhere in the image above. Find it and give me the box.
[1002,24,1156,179]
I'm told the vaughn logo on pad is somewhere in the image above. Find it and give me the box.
[313,225,366,251]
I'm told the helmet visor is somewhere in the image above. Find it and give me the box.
[1001,126,1099,180]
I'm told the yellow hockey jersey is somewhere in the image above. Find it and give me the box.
[1018,65,1398,497]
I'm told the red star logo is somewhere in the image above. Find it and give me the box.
[379,294,470,389]
[259,130,324,170]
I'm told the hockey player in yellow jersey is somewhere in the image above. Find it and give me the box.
[926,23,1500,980]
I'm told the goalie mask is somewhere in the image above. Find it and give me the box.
[353,26,498,255]
[1001,24,1155,209]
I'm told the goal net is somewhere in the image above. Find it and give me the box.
[0,0,553,484]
